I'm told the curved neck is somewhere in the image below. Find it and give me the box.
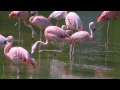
[4,42,12,57]
[24,21,36,38]
[31,39,49,54]
[37,38,49,46]
[89,25,93,39]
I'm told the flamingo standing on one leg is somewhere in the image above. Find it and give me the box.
[48,11,67,26]
[31,26,71,54]
[9,11,36,40]
[70,22,96,58]
[97,11,119,48]
[4,36,36,75]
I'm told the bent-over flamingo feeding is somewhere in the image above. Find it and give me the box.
[4,36,36,74]
[29,15,52,39]
[48,11,67,26]
[31,26,71,54]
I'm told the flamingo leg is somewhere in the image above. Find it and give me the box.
[17,64,20,75]
[56,20,59,26]
[39,30,42,61]
[18,19,21,46]
[106,21,110,48]
[69,44,73,62]
[72,44,75,56]
[17,64,20,79]
[104,21,109,67]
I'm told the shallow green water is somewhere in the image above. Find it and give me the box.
[0,11,120,79]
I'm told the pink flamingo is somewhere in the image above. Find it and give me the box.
[4,36,36,74]
[9,11,36,40]
[29,15,52,60]
[70,22,95,56]
[31,26,71,54]
[29,15,52,39]
[48,11,67,26]
[65,12,83,32]
[97,11,119,47]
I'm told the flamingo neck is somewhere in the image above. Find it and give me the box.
[89,26,93,39]
[24,21,36,38]
[37,38,49,46]
[4,42,12,57]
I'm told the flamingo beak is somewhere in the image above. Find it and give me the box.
[48,16,51,20]
[93,27,96,32]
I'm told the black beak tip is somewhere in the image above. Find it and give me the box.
[93,28,96,32]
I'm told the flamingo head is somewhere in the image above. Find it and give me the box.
[89,22,96,32]
[9,12,16,18]
[7,36,14,43]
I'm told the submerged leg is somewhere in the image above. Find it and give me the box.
[17,64,20,76]
[56,20,59,26]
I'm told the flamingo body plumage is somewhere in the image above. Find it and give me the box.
[70,22,95,44]
[31,26,70,54]
[4,36,36,67]
[65,12,83,31]
[29,16,52,29]
[48,11,67,20]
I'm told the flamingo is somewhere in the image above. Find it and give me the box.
[0,34,7,75]
[0,34,7,49]
[31,26,71,54]
[4,36,36,74]
[70,22,96,56]
[48,11,67,26]
[9,11,36,40]
[29,15,52,39]
[65,12,83,32]
[97,11,119,47]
